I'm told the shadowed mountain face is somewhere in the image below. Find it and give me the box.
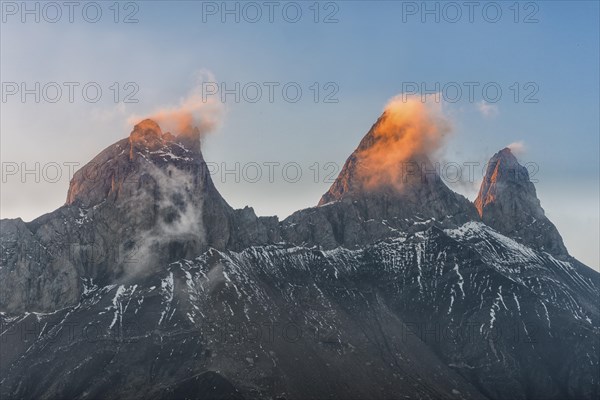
[1,116,598,400]
[475,148,568,258]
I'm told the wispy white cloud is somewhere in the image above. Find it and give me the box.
[507,141,526,156]
[476,101,499,118]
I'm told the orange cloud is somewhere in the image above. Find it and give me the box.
[147,92,222,139]
[128,70,224,141]
[356,95,450,190]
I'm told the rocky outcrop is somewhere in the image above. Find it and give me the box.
[475,148,568,257]
[0,217,80,311]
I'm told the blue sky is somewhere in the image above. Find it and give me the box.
[1,1,598,268]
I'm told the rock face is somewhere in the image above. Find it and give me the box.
[65,118,235,252]
[1,117,598,400]
[475,148,568,257]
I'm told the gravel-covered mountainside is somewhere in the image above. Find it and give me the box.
[1,116,598,399]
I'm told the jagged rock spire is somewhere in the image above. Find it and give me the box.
[475,148,568,257]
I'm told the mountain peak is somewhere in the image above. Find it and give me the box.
[132,118,162,137]
[493,146,519,166]
[64,119,244,272]
[318,103,477,226]
[474,147,524,215]
[67,119,207,209]
[475,148,568,256]
[496,146,516,159]
[320,100,447,202]
[128,119,171,154]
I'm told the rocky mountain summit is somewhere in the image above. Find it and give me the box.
[475,148,568,257]
[1,114,598,399]
[298,113,479,248]
[0,120,278,313]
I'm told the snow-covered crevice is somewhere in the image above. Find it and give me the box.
[107,284,138,331]
[158,272,175,325]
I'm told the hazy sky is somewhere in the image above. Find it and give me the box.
[1,1,598,269]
